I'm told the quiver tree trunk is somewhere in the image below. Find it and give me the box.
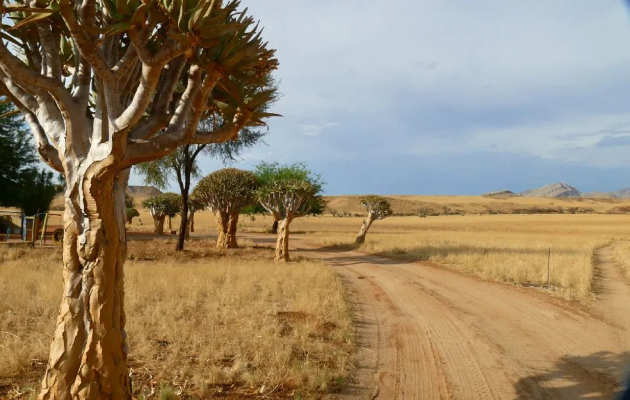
[152,215,166,235]
[215,212,239,248]
[40,170,131,399]
[356,215,375,245]
[275,217,292,262]
[185,211,195,240]
[271,219,279,234]
[167,216,173,231]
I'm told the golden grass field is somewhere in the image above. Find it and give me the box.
[3,193,630,398]
[0,241,353,399]
[120,194,630,301]
[235,213,630,301]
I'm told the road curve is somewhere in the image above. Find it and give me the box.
[294,241,630,400]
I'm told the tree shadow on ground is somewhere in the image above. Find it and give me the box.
[515,351,630,399]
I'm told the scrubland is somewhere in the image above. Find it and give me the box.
[0,241,353,399]
[258,214,630,301]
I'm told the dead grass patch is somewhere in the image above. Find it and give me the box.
[0,241,353,399]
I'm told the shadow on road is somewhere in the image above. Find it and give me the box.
[514,351,630,399]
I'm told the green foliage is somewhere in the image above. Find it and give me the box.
[192,168,258,213]
[0,102,36,205]
[360,195,393,220]
[256,178,323,219]
[17,170,62,215]
[188,192,206,213]
[126,207,139,223]
[142,193,182,218]
[252,161,325,217]
[253,161,323,187]
[125,194,135,209]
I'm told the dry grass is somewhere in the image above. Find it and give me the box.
[611,239,630,279]
[0,240,353,399]
[300,215,630,300]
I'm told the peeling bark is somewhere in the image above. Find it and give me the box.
[39,168,131,400]
[275,217,291,262]
[215,212,239,248]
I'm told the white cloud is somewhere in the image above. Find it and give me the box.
[300,122,340,136]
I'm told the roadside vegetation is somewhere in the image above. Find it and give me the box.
[0,241,353,399]
[611,239,630,279]
[273,214,630,300]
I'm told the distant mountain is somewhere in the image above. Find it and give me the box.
[127,185,162,198]
[582,191,617,199]
[520,183,581,198]
[613,188,630,198]
[482,190,518,198]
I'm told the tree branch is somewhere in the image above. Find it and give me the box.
[59,3,115,82]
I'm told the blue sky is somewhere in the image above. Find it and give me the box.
[131,1,630,195]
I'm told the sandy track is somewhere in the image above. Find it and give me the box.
[294,242,630,400]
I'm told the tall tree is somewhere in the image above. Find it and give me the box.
[0,1,278,397]
[251,161,324,233]
[355,195,392,244]
[16,169,62,215]
[135,89,273,251]
[0,102,36,206]
[257,178,324,262]
[193,167,258,248]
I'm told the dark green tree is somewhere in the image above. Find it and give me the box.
[0,102,36,207]
[0,102,60,214]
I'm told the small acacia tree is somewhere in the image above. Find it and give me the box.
[257,179,323,261]
[142,193,181,235]
[356,195,392,244]
[193,168,257,248]
[0,0,278,395]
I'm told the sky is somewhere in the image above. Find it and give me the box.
[130,0,630,195]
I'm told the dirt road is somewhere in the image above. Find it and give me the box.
[294,241,630,400]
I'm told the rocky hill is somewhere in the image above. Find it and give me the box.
[613,188,630,199]
[482,190,518,199]
[582,191,617,199]
[127,185,162,198]
[520,183,581,198]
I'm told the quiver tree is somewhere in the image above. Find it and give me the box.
[356,195,392,244]
[193,167,258,248]
[252,161,324,233]
[0,0,279,394]
[185,193,205,239]
[135,74,276,251]
[257,179,323,262]
[142,192,181,234]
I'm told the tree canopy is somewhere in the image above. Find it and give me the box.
[193,168,258,213]
[142,193,182,218]
[360,195,392,220]
[247,161,325,218]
